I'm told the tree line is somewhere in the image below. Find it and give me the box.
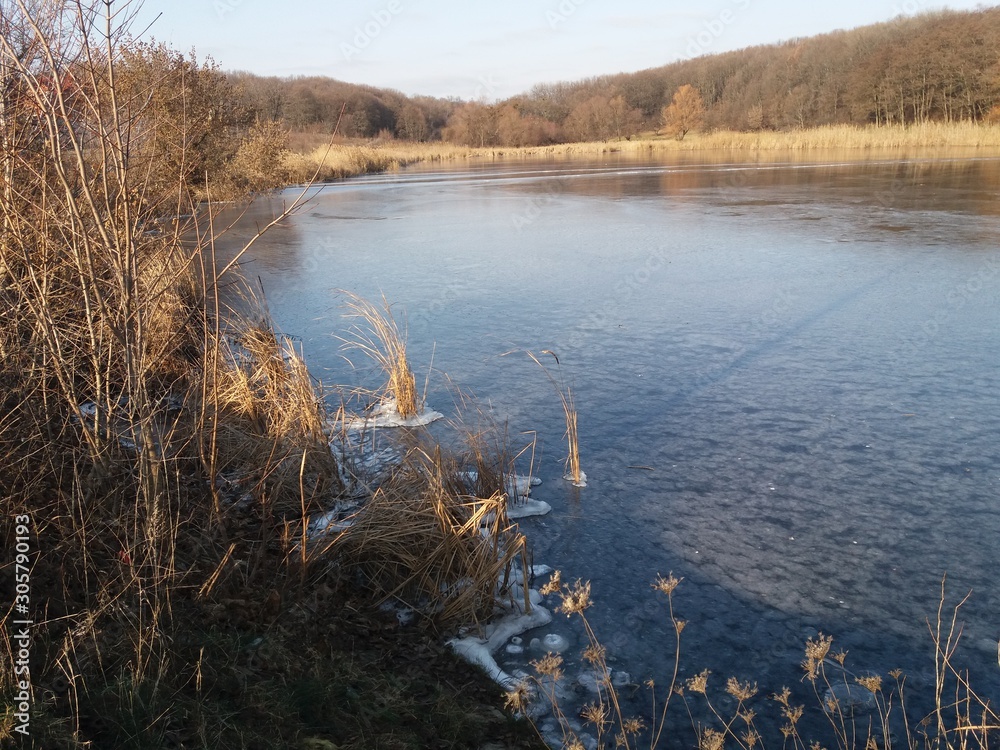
[225,7,1000,147]
[48,4,1000,201]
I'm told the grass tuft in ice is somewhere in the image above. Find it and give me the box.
[339,292,422,421]
[524,349,585,487]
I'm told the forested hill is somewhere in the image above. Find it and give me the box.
[512,7,1000,135]
[231,7,1000,145]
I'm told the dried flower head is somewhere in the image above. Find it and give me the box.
[772,686,792,707]
[857,675,882,694]
[623,717,645,734]
[801,658,819,681]
[557,579,592,616]
[739,709,758,725]
[700,728,726,750]
[743,729,761,748]
[539,570,563,596]
[653,572,682,595]
[889,669,903,680]
[532,653,564,680]
[583,642,607,666]
[688,669,711,695]
[504,682,531,713]
[805,633,833,662]
[581,702,609,727]
[675,619,687,634]
[726,677,759,701]
[832,650,848,666]
[783,704,804,725]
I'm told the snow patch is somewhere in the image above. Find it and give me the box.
[507,499,552,519]
[345,398,443,429]
[448,594,552,691]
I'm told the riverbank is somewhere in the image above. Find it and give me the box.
[284,122,1000,182]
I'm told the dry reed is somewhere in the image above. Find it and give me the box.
[521,574,999,750]
[319,442,528,625]
[522,350,585,486]
[283,123,1000,182]
[338,291,421,420]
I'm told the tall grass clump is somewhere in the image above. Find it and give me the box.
[339,291,422,420]
[318,441,529,626]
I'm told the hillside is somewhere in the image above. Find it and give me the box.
[231,7,1000,147]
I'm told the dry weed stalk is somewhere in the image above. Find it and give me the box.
[523,349,584,486]
[339,291,421,420]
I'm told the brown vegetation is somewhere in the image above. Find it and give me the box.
[0,2,538,746]
[224,7,1000,151]
[662,84,706,140]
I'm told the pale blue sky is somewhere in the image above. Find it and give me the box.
[131,0,992,100]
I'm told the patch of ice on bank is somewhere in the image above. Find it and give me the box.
[509,564,553,585]
[563,469,587,487]
[345,398,442,430]
[460,470,541,499]
[448,594,552,691]
[507,499,552,519]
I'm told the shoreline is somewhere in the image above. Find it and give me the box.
[282,122,1000,183]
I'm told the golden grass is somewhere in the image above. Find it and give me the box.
[321,443,528,625]
[284,123,1000,182]
[0,4,536,744]
[338,291,421,420]
[522,350,584,487]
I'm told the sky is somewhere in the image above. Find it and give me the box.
[130,0,993,100]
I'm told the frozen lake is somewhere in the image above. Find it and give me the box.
[217,153,1000,742]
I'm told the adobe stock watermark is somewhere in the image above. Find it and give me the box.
[341,1,404,61]
[471,74,501,101]
[10,513,33,737]
[904,255,1000,355]
[685,0,752,59]
[562,247,670,351]
[892,0,926,16]
[511,178,569,230]
[547,0,588,29]
[213,0,246,21]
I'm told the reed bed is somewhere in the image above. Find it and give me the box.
[284,123,1000,182]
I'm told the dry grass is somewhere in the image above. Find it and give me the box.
[319,442,528,626]
[522,350,584,487]
[283,144,410,183]
[338,291,421,420]
[283,123,1000,182]
[0,3,530,746]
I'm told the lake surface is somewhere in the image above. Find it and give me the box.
[217,153,1000,744]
